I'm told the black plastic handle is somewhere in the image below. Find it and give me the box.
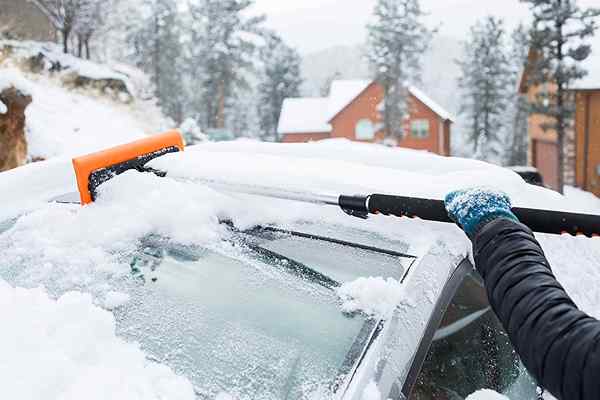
[363,194,600,237]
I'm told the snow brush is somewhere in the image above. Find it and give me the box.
[71,132,600,238]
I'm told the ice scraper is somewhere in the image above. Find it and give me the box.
[70,131,600,238]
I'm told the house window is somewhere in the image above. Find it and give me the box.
[355,119,375,140]
[410,119,430,139]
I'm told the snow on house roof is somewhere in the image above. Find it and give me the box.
[278,80,454,135]
[277,97,332,134]
[408,85,455,122]
[572,49,600,90]
[327,80,372,121]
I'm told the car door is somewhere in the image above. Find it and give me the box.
[403,262,540,400]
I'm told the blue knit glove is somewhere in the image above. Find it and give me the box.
[444,188,519,238]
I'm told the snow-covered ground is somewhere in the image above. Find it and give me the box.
[0,41,170,161]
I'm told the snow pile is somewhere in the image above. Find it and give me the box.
[103,291,131,310]
[0,280,194,400]
[336,277,406,318]
[466,389,510,400]
[0,67,33,114]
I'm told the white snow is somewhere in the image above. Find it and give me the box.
[360,380,382,400]
[103,291,131,310]
[327,79,372,120]
[0,280,194,400]
[572,47,600,90]
[466,389,510,400]
[336,276,406,318]
[277,97,332,134]
[0,67,34,95]
[0,101,6,114]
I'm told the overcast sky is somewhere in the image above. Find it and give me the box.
[250,0,600,54]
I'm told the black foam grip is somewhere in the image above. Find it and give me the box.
[367,194,600,237]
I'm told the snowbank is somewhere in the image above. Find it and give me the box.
[0,280,194,400]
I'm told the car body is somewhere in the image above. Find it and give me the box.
[0,205,539,400]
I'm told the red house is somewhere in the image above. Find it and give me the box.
[277,80,454,156]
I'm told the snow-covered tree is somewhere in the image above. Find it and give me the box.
[256,33,303,141]
[521,0,600,192]
[457,16,513,161]
[129,0,186,123]
[31,0,83,53]
[505,24,531,166]
[366,0,435,138]
[188,0,266,130]
[73,0,105,59]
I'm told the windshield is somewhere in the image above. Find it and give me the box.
[113,225,413,399]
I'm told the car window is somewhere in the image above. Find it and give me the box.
[114,228,413,400]
[408,270,538,400]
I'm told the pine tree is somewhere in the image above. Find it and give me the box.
[130,0,185,123]
[366,0,434,138]
[256,34,303,141]
[505,24,531,166]
[521,0,600,193]
[188,0,266,131]
[457,16,513,162]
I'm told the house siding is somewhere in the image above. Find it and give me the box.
[524,82,576,191]
[327,82,450,155]
[280,132,331,143]
[575,90,600,197]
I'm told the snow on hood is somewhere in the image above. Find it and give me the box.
[0,280,195,400]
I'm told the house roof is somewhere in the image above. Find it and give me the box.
[327,80,372,121]
[408,85,455,122]
[572,48,600,90]
[519,46,600,92]
[278,80,454,135]
[277,97,332,134]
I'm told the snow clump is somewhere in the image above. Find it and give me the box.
[0,279,194,400]
[465,389,510,400]
[336,276,405,318]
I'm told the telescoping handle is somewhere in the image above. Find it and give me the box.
[339,194,600,237]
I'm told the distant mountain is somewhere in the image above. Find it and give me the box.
[300,36,469,154]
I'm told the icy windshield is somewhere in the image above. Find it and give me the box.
[113,227,413,399]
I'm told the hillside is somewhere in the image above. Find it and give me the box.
[0,40,170,161]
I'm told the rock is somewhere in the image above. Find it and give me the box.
[0,87,31,171]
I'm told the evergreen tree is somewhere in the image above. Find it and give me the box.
[505,24,531,166]
[256,34,303,141]
[457,16,513,162]
[188,0,266,130]
[366,0,434,138]
[130,0,185,123]
[521,0,600,192]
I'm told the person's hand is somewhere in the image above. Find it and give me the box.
[444,188,518,238]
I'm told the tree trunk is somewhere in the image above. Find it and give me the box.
[77,36,83,58]
[85,35,91,60]
[62,29,70,54]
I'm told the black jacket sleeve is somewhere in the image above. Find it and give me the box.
[472,218,600,400]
